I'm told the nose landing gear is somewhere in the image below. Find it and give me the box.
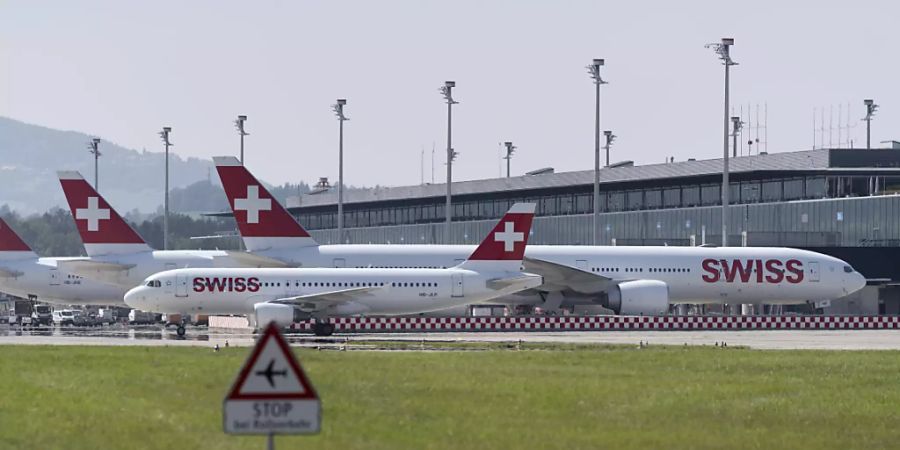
[165,314,187,338]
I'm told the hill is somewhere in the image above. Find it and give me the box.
[0,117,213,215]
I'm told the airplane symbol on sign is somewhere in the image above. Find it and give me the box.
[254,358,288,388]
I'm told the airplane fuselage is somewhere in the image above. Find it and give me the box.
[125,267,542,317]
[0,257,126,306]
[255,245,866,305]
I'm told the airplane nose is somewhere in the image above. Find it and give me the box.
[852,272,867,294]
[124,286,146,309]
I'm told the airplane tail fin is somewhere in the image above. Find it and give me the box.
[457,203,535,272]
[214,156,318,252]
[57,171,152,256]
[0,217,37,260]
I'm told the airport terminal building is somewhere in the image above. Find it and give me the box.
[285,148,900,315]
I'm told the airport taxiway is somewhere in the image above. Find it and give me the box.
[2,325,900,350]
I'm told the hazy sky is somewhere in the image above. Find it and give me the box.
[1,1,897,187]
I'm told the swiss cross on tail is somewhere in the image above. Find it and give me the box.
[460,203,535,270]
[57,171,150,256]
[213,156,317,252]
[223,323,320,435]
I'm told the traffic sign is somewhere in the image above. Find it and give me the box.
[224,323,320,435]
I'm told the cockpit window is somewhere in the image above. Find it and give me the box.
[844,266,854,273]
[146,280,162,288]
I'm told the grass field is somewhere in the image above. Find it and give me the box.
[1,343,899,450]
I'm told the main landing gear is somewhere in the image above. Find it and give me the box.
[312,319,335,337]
[176,324,186,337]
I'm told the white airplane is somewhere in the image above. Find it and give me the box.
[55,171,274,290]
[0,217,126,306]
[213,156,867,314]
[124,203,542,336]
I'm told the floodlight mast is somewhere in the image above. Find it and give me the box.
[586,58,607,245]
[503,141,516,178]
[731,116,743,158]
[706,38,737,246]
[440,81,458,243]
[332,99,348,243]
[603,131,616,167]
[234,115,248,165]
[159,127,173,250]
[863,99,878,150]
[87,138,101,190]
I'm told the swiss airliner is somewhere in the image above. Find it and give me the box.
[0,217,126,305]
[125,204,542,336]
[212,156,867,315]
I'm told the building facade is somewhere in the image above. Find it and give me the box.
[283,148,900,314]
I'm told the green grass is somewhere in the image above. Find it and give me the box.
[1,344,899,450]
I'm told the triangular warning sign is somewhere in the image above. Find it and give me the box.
[226,323,318,401]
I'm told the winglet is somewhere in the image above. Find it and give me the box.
[457,203,535,271]
[58,171,152,256]
[214,156,318,252]
[0,217,37,260]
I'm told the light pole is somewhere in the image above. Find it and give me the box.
[158,127,172,250]
[603,130,616,167]
[87,138,101,190]
[863,99,878,150]
[731,116,743,158]
[706,38,737,246]
[586,58,607,245]
[234,115,248,164]
[332,99,348,243]
[439,81,458,243]
[503,141,515,178]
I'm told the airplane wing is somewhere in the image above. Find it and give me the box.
[522,257,614,294]
[225,251,294,268]
[0,267,23,278]
[487,274,544,290]
[55,260,135,285]
[56,259,135,273]
[269,286,383,313]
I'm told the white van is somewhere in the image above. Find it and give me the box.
[52,310,77,326]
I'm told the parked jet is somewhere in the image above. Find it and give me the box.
[0,217,125,305]
[125,203,541,336]
[213,156,867,315]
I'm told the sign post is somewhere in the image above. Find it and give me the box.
[224,323,320,447]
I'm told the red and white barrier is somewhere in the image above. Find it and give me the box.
[241,315,900,333]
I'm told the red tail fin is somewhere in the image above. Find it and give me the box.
[57,171,151,256]
[214,156,317,251]
[459,203,535,270]
[0,217,35,259]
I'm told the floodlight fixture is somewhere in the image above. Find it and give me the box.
[439,81,458,104]
[705,37,738,66]
[332,99,349,121]
[586,58,607,85]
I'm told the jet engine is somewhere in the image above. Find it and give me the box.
[606,280,669,316]
[254,303,296,328]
